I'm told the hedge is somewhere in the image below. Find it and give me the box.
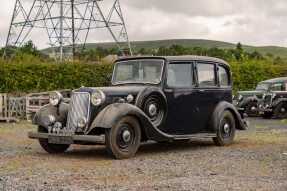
[0,59,113,93]
[1,58,287,93]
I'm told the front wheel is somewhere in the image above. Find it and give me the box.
[273,102,287,119]
[38,126,70,154]
[105,116,141,159]
[213,110,236,146]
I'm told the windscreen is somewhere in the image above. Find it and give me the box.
[112,59,164,85]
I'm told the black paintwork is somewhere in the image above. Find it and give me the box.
[235,78,287,112]
[33,56,247,143]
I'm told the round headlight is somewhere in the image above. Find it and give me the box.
[49,91,63,106]
[91,90,106,106]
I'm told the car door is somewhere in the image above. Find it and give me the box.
[164,61,200,135]
[193,61,220,131]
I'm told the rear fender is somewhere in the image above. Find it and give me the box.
[210,101,248,131]
[272,98,287,108]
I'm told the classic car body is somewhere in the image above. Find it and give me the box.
[235,78,287,116]
[259,90,287,119]
[29,56,247,159]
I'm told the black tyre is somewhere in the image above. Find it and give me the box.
[38,126,70,154]
[274,102,287,119]
[105,116,141,159]
[245,102,259,117]
[213,110,236,146]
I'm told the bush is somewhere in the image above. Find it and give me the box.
[230,60,287,92]
[0,58,113,93]
[1,58,287,94]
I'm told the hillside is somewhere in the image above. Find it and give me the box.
[43,39,287,58]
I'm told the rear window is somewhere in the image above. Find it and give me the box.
[218,65,230,87]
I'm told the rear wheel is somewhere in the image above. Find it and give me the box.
[38,126,70,154]
[274,102,287,119]
[213,111,236,146]
[105,116,141,159]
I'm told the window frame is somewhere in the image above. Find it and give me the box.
[111,59,165,85]
[195,61,218,88]
[165,61,195,89]
[217,64,231,88]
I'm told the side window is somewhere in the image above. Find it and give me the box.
[197,63,216,87]
[167,63,193,88]
[218,65,230,87]
[270,83,283,91]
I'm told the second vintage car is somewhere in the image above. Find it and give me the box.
[28,56,247,159]
[234,77,287,116]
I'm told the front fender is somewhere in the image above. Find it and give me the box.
[89,103,172,142]
[238,96,259,108]
[210,101,248,131]
[33,103,69,128]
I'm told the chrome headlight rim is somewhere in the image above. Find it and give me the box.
[91,90,106,106]
[49,91,63,106]
[238,94,243,101]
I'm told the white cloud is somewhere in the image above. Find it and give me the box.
[1,0,287,48]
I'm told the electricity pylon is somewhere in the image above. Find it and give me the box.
[4,0,132,61]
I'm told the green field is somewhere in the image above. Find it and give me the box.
[44,39,287,58]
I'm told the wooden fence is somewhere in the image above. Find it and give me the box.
[0,90,71,123]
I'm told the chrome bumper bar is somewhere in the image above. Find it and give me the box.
[28,132,105,144]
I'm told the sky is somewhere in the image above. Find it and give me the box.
[1,0,287,49]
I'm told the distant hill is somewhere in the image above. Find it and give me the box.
[43,39,287,58]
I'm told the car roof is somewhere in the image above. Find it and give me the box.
[261,77,287,83]
[116,55,229,66]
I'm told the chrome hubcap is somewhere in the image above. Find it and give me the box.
[122,130,131,143]
[223,123,230,134]
[251,106,257,111]
[281,108,286,113]
[148,104,157,116]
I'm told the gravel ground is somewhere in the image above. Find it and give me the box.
[0,118,287,191]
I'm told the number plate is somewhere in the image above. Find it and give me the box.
[48,135,73,145]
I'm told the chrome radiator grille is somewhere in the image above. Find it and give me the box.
[67,92,90,132]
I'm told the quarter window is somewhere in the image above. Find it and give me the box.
[218,66,229,87]
[197,63,216,87]
[167,63,193,88]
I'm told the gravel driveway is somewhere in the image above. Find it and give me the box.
[0,118,287,191]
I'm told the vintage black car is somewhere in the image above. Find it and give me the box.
[28,56,247,159]
[234,78,287,116]
[259,82,287,119]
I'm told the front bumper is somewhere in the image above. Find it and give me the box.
[258,103,273,113]
[28,132,105,145]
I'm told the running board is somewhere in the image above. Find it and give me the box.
[172,133,217,140]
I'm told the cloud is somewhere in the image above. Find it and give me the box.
[0,0,287,48]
